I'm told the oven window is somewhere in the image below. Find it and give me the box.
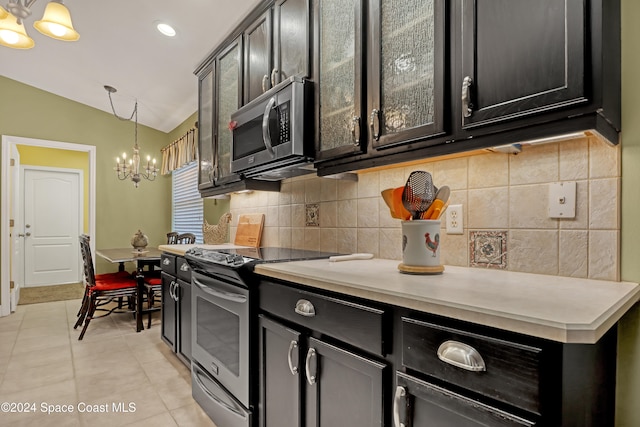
[196,296,240,376]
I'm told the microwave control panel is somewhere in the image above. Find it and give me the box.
[278,101,290,145]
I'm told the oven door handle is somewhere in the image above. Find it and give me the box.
[194,369,248,421]
[193,278,248,303]
[261,96,277,158]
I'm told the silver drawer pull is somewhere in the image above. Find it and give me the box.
[294,299,316,317]
[437,340,486,372]
[162,258,171,265]
[180,263,190,271]
[393,386,408,427]
[305,348,317,385]
[287,340,299,375]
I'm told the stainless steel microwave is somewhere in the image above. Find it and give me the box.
[230,76,314,179]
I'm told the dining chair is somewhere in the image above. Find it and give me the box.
[75,234,134,318]
[74,235,138,340]
[143,232,195,328]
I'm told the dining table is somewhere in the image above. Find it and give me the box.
[95,247,162,332]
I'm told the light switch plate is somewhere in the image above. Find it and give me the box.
[548,182,576,218]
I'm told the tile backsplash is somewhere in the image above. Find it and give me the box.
[229,135,620,280]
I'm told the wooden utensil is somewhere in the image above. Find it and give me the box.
[234,213,264,247]
[422,186,450,219]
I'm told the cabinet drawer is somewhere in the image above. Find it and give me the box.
[260,281,387,356]
[402,317,543,414]
[160,254,176,275]
[176,257,192,282]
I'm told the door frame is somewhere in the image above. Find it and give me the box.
[21,165,84,287]
[1,135,96,316]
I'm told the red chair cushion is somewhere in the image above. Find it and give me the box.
[90,278,137,293]
[95,271,133,281]
[144,277,162,286]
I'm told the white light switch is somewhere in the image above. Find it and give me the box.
[548,182,576,219]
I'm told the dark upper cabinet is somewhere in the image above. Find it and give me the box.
[313,0,366,160]
[367,0,447,149]
[244,0,310,104]
[458,0,586,130]
[197,63,215,191]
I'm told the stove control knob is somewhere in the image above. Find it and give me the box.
[225,255,235,264]
[232,255,245,265]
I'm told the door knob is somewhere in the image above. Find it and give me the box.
[25,232,31,237]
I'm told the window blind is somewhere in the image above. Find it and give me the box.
[172,162,203,243]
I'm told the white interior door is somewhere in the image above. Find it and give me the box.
[22,167,82,287]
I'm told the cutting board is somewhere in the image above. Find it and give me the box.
[234,213,265,247]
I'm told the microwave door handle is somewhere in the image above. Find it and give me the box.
[261,96,277,158]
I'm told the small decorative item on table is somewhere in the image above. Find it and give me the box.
[131,229,149,253]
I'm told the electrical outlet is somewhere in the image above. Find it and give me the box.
[446,204,463,234]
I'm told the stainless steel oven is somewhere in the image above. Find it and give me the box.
[191,270,252,427]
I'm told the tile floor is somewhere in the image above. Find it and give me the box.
[0,299,217,427]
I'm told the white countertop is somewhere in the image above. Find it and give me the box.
[254,259,640,344]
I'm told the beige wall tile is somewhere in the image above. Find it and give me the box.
[337,199,358,227]
[267,189,280,206]
[279,181,292,205]
[440,231,468,267]
[509,184,557,229]
[468,188,509,229]
[433,157,468,190]
[589,178,619,229]
[291,204,305,227]
[510,143,559,185]
[291,180,305,204]
[379,228,402,260]
[262,226,279,247]
[337,228,357,254]
[279,205,292,227]
[292,227,305,249]
[589,230,619,280]
[305,178,321,203]
[379,167,406,191]
[358,198,379,228]
[320,178,338,202]
[559,230,588,278]
[358,171,380,198]
[559,137,589,180]
[320,201,338,228]
[468,153,509,189]
[589,136,620,178]
[338,179,358,200]
[265,206,279,227]
[305,227,321,251]
[357,228,379,256]
[508,230,558,275]
[279,227,292,248]
[320,228,338,253]
[379,198,401,228]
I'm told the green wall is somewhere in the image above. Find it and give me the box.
[0,75,172,274]
[616,0,640,425]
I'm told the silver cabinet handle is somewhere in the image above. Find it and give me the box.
[168,281,176,300]
[173,282,180,302]
[370,108,380,141]
[462,76,473,118]
[305,348,317,385]
[294,299,315,317]
[261,96,277,157]
[393,386,407,427]
[163,258,171,265]
[437,340,486,372]
[270,68,278,87]
[180,263,190,272]
[287,340,299,375]
[262,74,269,93]
[351,116,361,146]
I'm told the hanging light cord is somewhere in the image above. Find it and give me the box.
[105,86,138,148]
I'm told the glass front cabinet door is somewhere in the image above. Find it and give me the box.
[197,62,215,191]
[367,0,446,149]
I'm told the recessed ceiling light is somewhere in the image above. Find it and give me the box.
[156,22,176,37]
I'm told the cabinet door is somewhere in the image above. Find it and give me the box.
[160,272,176,350]
[368,0,446,148]
[197,63,215,190]
[244,10,273,103]
[258,315,304,427]
[314,0,366,160]
[460,0,586,130]
[177,279,191,363]
[394,372,537,427]
[215,37,243,184]
[273,0,310,85]
[305,337,386,427]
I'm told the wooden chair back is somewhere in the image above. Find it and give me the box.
[176,233,196,244]
[166,232,179,244]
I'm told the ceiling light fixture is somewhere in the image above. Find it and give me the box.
[0,0,79,49]
[105,85,158,188]
[156,22,175,37]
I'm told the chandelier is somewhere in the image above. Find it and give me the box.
[105,85,158,188]
[0,0,79,49]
